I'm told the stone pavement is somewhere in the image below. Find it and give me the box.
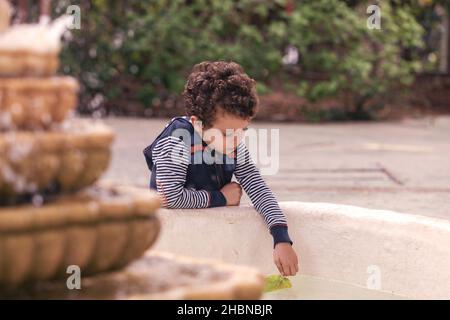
[101,116,450,220]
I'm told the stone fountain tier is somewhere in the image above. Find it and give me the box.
[0,185,161,287]
[0,119,114,203]
[0,49,60,77]
[0,76,79,130]
[0,251,265,300]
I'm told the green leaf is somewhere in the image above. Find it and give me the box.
[264,275,292,293]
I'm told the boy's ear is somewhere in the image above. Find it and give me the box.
[190,115,203,132]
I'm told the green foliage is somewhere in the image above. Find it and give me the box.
[56,0,425,118]
[289,0,424,112]
[56,0,289,113]
[264,274,292,292]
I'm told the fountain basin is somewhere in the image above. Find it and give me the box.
[0,50,59,77]
[0,76,78,130]
[154,202,450,299]
[0,251,265,300]
[0,185,160,286]
[0,120,114,202]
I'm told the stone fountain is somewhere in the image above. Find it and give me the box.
[0,1,264,299]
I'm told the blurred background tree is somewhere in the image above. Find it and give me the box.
[13,0,445,121]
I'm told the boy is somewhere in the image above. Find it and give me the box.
[143,61,299,276]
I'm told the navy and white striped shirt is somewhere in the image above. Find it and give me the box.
[143,117,292,246]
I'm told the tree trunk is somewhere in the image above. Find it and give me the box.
[438,4,449,73]
[447,2,450,73]
[15,0,29,23]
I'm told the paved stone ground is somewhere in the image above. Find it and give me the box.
[101,116,450,220]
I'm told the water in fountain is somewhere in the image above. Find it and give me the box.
[263,275,408,300]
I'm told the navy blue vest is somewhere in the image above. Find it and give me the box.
[143,117,237,191]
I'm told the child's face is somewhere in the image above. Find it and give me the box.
[191,110,250,156]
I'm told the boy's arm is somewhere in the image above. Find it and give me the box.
[153,136,227,208]
[234,142,293,247]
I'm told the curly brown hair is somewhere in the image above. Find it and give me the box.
[182,61,259,128]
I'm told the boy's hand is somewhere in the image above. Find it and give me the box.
[220,182,242,206]
[273,243,299,276]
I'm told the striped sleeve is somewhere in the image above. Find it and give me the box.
[234,142,292,246]
[152,135,225,209]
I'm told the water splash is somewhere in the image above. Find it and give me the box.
[0,15,73,53]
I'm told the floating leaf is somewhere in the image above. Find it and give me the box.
[264,274,292,293]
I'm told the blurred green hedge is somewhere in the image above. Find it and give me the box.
[55,0,426,119]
